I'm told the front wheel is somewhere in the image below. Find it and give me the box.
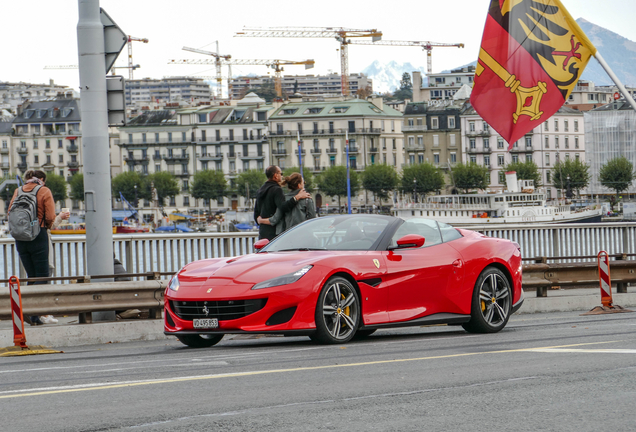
[312,276,360,344]
[462,267,512,334]
[176,334,224,348]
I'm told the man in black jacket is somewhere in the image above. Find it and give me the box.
[254,165,310,240]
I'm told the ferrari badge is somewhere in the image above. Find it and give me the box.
[373,259,380,269]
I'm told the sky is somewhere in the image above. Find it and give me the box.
[3,0,636,96]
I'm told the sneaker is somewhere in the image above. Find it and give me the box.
[40,315,58,324]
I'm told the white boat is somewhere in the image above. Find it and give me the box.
[391,172,603,226]
[0,224,8,238]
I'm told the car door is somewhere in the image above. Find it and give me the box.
[382,219,464,322]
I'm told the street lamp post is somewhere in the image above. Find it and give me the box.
[413,178,417,204]
[134,184,138,220]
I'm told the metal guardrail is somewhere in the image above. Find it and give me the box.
[0,280,167,320]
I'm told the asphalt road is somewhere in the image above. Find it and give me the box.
[2,311,636,432]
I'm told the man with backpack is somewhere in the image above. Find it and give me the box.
[8,170,56,325]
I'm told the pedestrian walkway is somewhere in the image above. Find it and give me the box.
[1,287,635,348]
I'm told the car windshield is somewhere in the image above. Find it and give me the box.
[262,215,392,252]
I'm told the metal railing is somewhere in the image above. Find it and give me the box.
[0,232,258,285]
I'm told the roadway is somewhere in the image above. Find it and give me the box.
[1,311,636,431]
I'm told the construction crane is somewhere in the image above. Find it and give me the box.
[235,27,382,97]
[126,36,149,80]
[347,40,464,74]
[181,43,231,99]
[169,58,314,98]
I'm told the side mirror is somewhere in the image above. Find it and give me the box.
[254,238,269,250]
[395,234,425,249]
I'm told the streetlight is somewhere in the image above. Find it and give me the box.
[413,177,417,204]
[134,184,138,209]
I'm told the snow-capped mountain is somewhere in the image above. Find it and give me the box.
[361,61,426,94]
[362,18,636,93]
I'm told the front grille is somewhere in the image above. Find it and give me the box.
[169,299,267,321]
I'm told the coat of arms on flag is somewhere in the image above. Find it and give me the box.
[470,0,596,150]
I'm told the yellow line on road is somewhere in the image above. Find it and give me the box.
[0,340,619,400]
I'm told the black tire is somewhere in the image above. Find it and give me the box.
[176,334,224,348]
[312,276,360,344]
[353,328,377,339]
[462,267,512,334]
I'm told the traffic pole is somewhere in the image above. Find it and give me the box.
[9,276,28,349]
[581,251,633,315]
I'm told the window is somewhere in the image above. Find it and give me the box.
[183,196,190,206]
[499,171,505,184]
[257,111,266,121]
[392,139,396,150]
[484,156,490,166]
[348,121,355,132]
[565,137,569,149]
[434,153,440,164]
[182,132,187,142]
[469,121,475,132]
[574,120,579,132]
[407,118,414,126]
[526,154,532,162]
[470,156,477,164]
[525,136,532,148]
[313,122,319,133]
[229,130,234,140]
[433,135,440,147]
[555,137,559,148]
[418,136,423,147]
[498,155,504,166]
[408,136,414,147]
[382,138,386,150]
[45,139,50,149]
[545,154,550,166]
[575,153,580,160]
[168,132,173,142]
[565,153,570,160]
[59,154,64,164]
[470,138,476,149]
[450,152,457,163]
[155,133,160,142]
[298,122,303,134]
[33,140,38,149]
[34,155,39,164]
[554,119,559,131]
[575,136,579,149]
[545,136,549,148]
[329,106,348,114]
[484,138,490,148]
[546,171,551,182]
[198,113,206,123]
[216,130,221,141]
[58,139,63,149]
[142,133,147,143]
[282,108,298,115]
[450,134,456,146]
[418,154,424,163]
[564,120,569,132]
[391,120,395,131]
[431,117,439,129]
[512,154,518,163]
[304,107,324,114]
[448,117,455,129]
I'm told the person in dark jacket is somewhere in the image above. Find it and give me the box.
[257,173,316,236]
[254,165,310,240]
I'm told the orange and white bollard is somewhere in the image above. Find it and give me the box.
[9,276,28,349]
[582,251,633,315]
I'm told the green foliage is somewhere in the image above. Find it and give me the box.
[451,163,490,193]
[551,159,591,194]
[190,170,227,209]
[362,164,398,204]
[45,172,68,203]
[392,72,413,100]
[400,163,445,197]
[235,169,267,201]
[282,166,315,193]
[68,173,84,202]
[599,156,636,198]
[249,80,278,102]
[112,171,150,204]
[148,171,179,205]
[503,160,542,187]
[317,166,360,209]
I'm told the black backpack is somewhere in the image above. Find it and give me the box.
[8,185,42,241]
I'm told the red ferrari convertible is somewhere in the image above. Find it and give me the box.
[164,215,523,347]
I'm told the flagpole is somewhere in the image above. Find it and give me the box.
[297,131,303,179]
[346,130,351,214]
[594,52,636,111]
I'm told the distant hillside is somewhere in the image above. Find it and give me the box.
[362,18,636,91]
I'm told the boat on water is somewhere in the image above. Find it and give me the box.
[114,224,152,234]
[50,223,118,235]
[391,171,603,226]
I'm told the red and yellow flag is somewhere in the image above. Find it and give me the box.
[470,0,596,150]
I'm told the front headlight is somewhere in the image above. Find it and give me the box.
[168,275,180,292]
[251,265,313,290]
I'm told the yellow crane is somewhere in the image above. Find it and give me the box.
[234,27,381,96]
[126,36,149,80]
[346,39,464,74]
[169,58,315,98]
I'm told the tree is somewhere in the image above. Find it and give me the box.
[148,171,179,206]
[250,80,278,102]
[317,166,360,211]
[356,85,373,99]
[503,160,542,188]
[191,170,227,211]
[551,158,591,197]
[1,176,18,212]
[112,171,150,205]
[451,163,490,193]
[362,164,398,206]
[599,156,635,207]
[68,173,84,202]
[235,169,267,206]
[400,163,445,200]
[46,172,68,203]
[392,72,413,100]
[282,166,315,193]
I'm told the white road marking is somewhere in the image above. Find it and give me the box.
[526,348,636,354]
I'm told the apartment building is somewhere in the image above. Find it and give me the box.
[411,67,475,102]
[460,104,585,199]
[118,93,272,212]
[124,76,212,107]
[267,96,403,207]
[230,74,372,99]
[0,80,76,113]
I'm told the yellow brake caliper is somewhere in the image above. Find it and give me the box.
[342,294,350,328]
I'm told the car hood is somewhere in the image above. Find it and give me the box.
[177,251,344,289]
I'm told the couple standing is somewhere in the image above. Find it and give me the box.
[254,165,316,240]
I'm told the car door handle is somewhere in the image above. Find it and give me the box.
[452,259,463,268]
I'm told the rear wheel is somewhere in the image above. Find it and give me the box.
[176,334,224,348]
[312,276,360,344]
[462,267,511,333]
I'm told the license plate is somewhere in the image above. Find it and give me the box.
[193,318,219,329]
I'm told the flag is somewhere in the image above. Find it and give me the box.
[470,0,596,150]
